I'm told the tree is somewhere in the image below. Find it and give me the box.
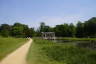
[54,25,64,37]
[29,28,36,37]
[37,22,53,36]
[39,22,46,32]
[69,23,76,37]
[12,23,29,37]
[0,17,96,38]
[0,24,11,37]
[25,28,35,37]
[54,24,70,37]
[84,17,96,37]
[76,21,84,37]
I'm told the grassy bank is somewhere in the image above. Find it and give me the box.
[27,38,96,64]
[0,37,28,60]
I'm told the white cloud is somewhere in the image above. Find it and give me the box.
[10,15,89,29]
[34,16,86,28]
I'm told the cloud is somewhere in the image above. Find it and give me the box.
[1,15,89,29]
[34,16,86,28]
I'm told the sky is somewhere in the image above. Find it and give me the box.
[0,0,96,28]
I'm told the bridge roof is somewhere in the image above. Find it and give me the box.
[41,32,55,34]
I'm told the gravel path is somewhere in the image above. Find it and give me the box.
[0,38,32,64]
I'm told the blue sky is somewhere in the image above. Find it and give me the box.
[0,0,96,28]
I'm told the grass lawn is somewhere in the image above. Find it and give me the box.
[0,37,28,61]
[27,38,96,64]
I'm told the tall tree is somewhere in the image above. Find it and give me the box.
[25,28,35,37]
[54,24,69,37]
[76,21,84,37]
[84,17,96,37]
[39,22,45,32]
[39,22,53,32]
[12,23,28,37]
[69,23,76,37]
[0,24,11,37]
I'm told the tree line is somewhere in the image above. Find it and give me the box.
[0,17,96,38]
[0,23,35,37]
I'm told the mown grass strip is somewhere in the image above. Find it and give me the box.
[0,37,28,61]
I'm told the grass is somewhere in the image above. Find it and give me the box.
[27,38,96,64]
[27,38,63,64]
[0,37,28,61]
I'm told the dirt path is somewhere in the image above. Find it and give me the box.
[0,38,32,64]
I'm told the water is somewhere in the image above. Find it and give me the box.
[53,39,96,49]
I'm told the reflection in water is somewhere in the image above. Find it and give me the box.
[52,39,96,49]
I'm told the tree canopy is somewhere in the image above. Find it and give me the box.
[0,17,96,38]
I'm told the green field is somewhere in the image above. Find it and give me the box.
[0,37,28,61]
[27,38,96,64]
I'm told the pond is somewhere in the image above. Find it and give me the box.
[53,39,96,49]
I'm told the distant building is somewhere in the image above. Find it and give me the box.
[41,32,55,40]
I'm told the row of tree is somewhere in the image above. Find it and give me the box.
[0,23,35,37]
[76,17,96,37]
[0,17,96,38]
[37,17,96,38]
